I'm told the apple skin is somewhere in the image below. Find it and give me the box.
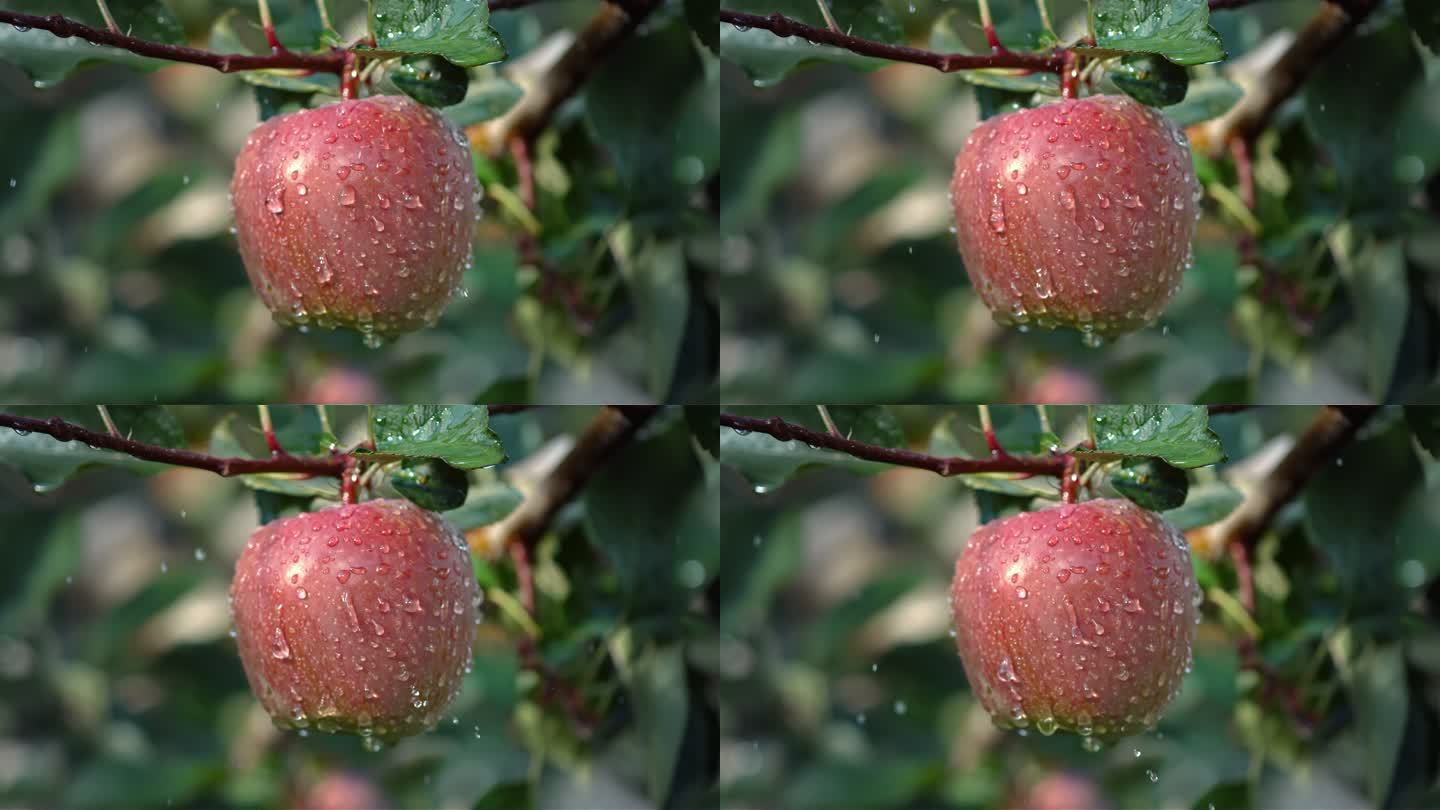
[231,94,479,344]
[950,498,1198,740]
[950,95,1199,342]
[230,499,480,740]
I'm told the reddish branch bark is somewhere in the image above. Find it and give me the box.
[0,10,345,74]
[721,413,1069,478]
[720,10,1066,74]
[0,413,346,478]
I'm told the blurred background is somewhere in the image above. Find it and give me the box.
[0,404,719,809]
[719,404,1440,809]
[0,0,719,403]
[719,0,1440,403]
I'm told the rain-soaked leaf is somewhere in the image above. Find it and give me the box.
[1161,75,1242,126]
[443,479,522,530]
[0,0,180,85]
[1111,54,1189,106]
[443,77,523,126]
[391,55,470,107]
[1086,405,1225,468]
[1110,456,1189,510]
[1089,0,1224,65]
[365,0,506,68]
[0,411,167,491]
[368,405,506,469]
[390,457,470,510]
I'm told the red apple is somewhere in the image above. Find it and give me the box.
[230,499,480,741]
[231,95,479,346]
[950,498,1198,740]
[950,95,1199,344]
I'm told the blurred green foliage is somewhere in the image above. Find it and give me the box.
[719,404,1440,809]
[0,0,718,403]
[719,0,1440,403]
[0,404,718,809]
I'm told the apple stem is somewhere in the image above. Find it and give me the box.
[977,404,1010,459]
[257,404,285,457]
[816,405,842,437]
[339,457,361,504]
[256,0,286,53]
[1059,456,1081,503]
[1060,50,1081,99]
[340,50,361,100]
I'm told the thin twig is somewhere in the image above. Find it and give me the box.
[813,0,841,33]
[722,414,1068,478]
[816,405,841,438]
[94,0,119,34]
[96,405,121,438]
[720,10,1066,74]
[0,413,346,477]
[0,10,345,73]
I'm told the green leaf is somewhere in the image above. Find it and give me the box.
[614,237,689,399]
[253,490,314,524]
[390,458,470,511]
[0,0,178,86]
[586,20,706,207]
[687,0,719,53]
[444,480,523,530]
[1404,403,1440,458]
[1162,480,1241,531]
[443,77,523,126]
[0,113,80,235]
[1161,75,1243,126]
[623,643,688,804]
[685,405,718,457]
[1110,456,1189,511]
[585,420,713,610]
[473,781,534,810]
[208,11,339,96]
[391,54,470,107]
[929,12,1060,94]
[1090,0,1224,65]
[1406,0,1440,54]
[720,423,888,490]
[1304,420,1421,615]
[1332,233,1407,400]
[253,86,315,121]
[368,405,506,469]
[0,517,81,633]
[720,0,895,87]
[103,406,184,449]
[1088,405,1225,468]
[366,0,506,67]
[207,417,341,500]
[1110,54,1189,106]
[1190,781,1252,810]
[1304,19,1423,210]
[0,413,167,491]
[1340,642,1409,805]
[806,569,924,663]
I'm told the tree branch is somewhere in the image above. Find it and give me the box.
[491,405,661,550]
[489,0,663,147]
[1217,405,1378,556]
[0,413,347,478]
[720,10,1066,74]
[0,11,345,74]
[1217,0,1381,146]
[721,414,1069,477]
